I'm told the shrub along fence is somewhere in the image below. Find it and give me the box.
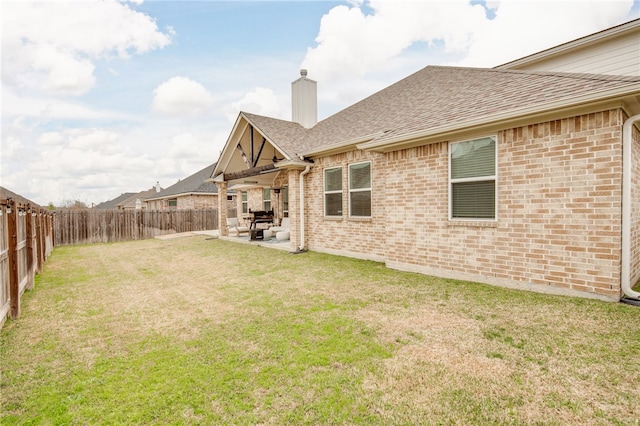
[53,208,221,246]
[0,198,55,326]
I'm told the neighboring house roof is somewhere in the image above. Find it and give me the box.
[146,163,221,201]
[118,187,162,209]
[95,192,135,209]
[235,66,640,159]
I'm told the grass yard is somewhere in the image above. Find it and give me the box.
[2,236,640,425]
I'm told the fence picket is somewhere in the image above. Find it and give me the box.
[53,209,220,246]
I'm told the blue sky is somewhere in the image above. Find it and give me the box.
[2,0,639,206]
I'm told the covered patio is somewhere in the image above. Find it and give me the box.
[210,112,312,253]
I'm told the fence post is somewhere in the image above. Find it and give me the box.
[37,208,45,272]
[26,205,34,290]
[7,200,19,319]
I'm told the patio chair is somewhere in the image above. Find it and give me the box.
[269,217,289,233]
[269,217,290,241]
[226,217,250,236]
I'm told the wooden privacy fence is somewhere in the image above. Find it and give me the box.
[0,199,54,326]
[53,209,220,246]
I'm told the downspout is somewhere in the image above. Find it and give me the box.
[297,165,311,252]
[621,113,640,300]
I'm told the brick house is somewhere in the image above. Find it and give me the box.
[212,21,640,302]
[146,163,236,211]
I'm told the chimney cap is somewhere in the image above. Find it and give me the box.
[300,69,308,77]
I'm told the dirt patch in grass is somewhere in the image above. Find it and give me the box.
[2,237,640,425]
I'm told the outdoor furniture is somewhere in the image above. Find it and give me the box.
[249,210,274,230]
[276,231,290,241]
[269,217,290,241]
[227,217,250,236]
[250,229,264,240]
[269,217,289,233]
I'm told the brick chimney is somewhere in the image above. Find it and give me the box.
[291,69,317,128]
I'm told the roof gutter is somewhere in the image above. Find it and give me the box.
[621,114,640,300]
[302,131,386,157]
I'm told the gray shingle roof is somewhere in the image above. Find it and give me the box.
[301,66,640,152]
[239,66,640,158]
[147,163,218,200]
[241,113,309,159]
[95,192,136,209]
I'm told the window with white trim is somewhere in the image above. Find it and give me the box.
[450,136,496,220]
[349,161,371,217]
[282,187,289,218]
[241,191,248,214]
[263,188,271,211]
[324,167,342,216]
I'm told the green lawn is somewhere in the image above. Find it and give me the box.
[2,236,639,425]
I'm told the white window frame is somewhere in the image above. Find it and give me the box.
[282,186,289,218]
[241,191,248,214]
[449,136,498,221]
[263,188,271,212]
[348,161,372,218]
[324,166,343,217]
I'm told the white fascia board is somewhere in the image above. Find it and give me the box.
[274,159,313,170]
[358,84,640,152]
[212,115,249,178]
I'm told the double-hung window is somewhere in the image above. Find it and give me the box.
[450,136,497,220]
[324,167,342,216]
[241,191,248,214]
[282,187,289,218]
[263,188,271,211]
[349,161,371,217]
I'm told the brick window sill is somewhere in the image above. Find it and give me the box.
[448,220,497,228]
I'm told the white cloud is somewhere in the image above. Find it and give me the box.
[227,87,287,122]
[37,132,65,147]
[1,85,119,121]
[167,133,208,159]
[302,1,488,83]
[1,0,172,97]
[152,77,215,117]
[1,137,24,161]
[301,0,635,115]
[459,0,635,67]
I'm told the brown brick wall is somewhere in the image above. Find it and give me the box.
[304,150,386,261]
[306,109,625,300]
[177,194,218,210]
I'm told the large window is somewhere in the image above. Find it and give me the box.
[450,136,496,219]
[349,162,371,217]
[241,191,248,214]
[324,167,342,216]
[263,188,271,211]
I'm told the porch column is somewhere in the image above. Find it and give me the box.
[216,181,228,237]
[288,169,301,251]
